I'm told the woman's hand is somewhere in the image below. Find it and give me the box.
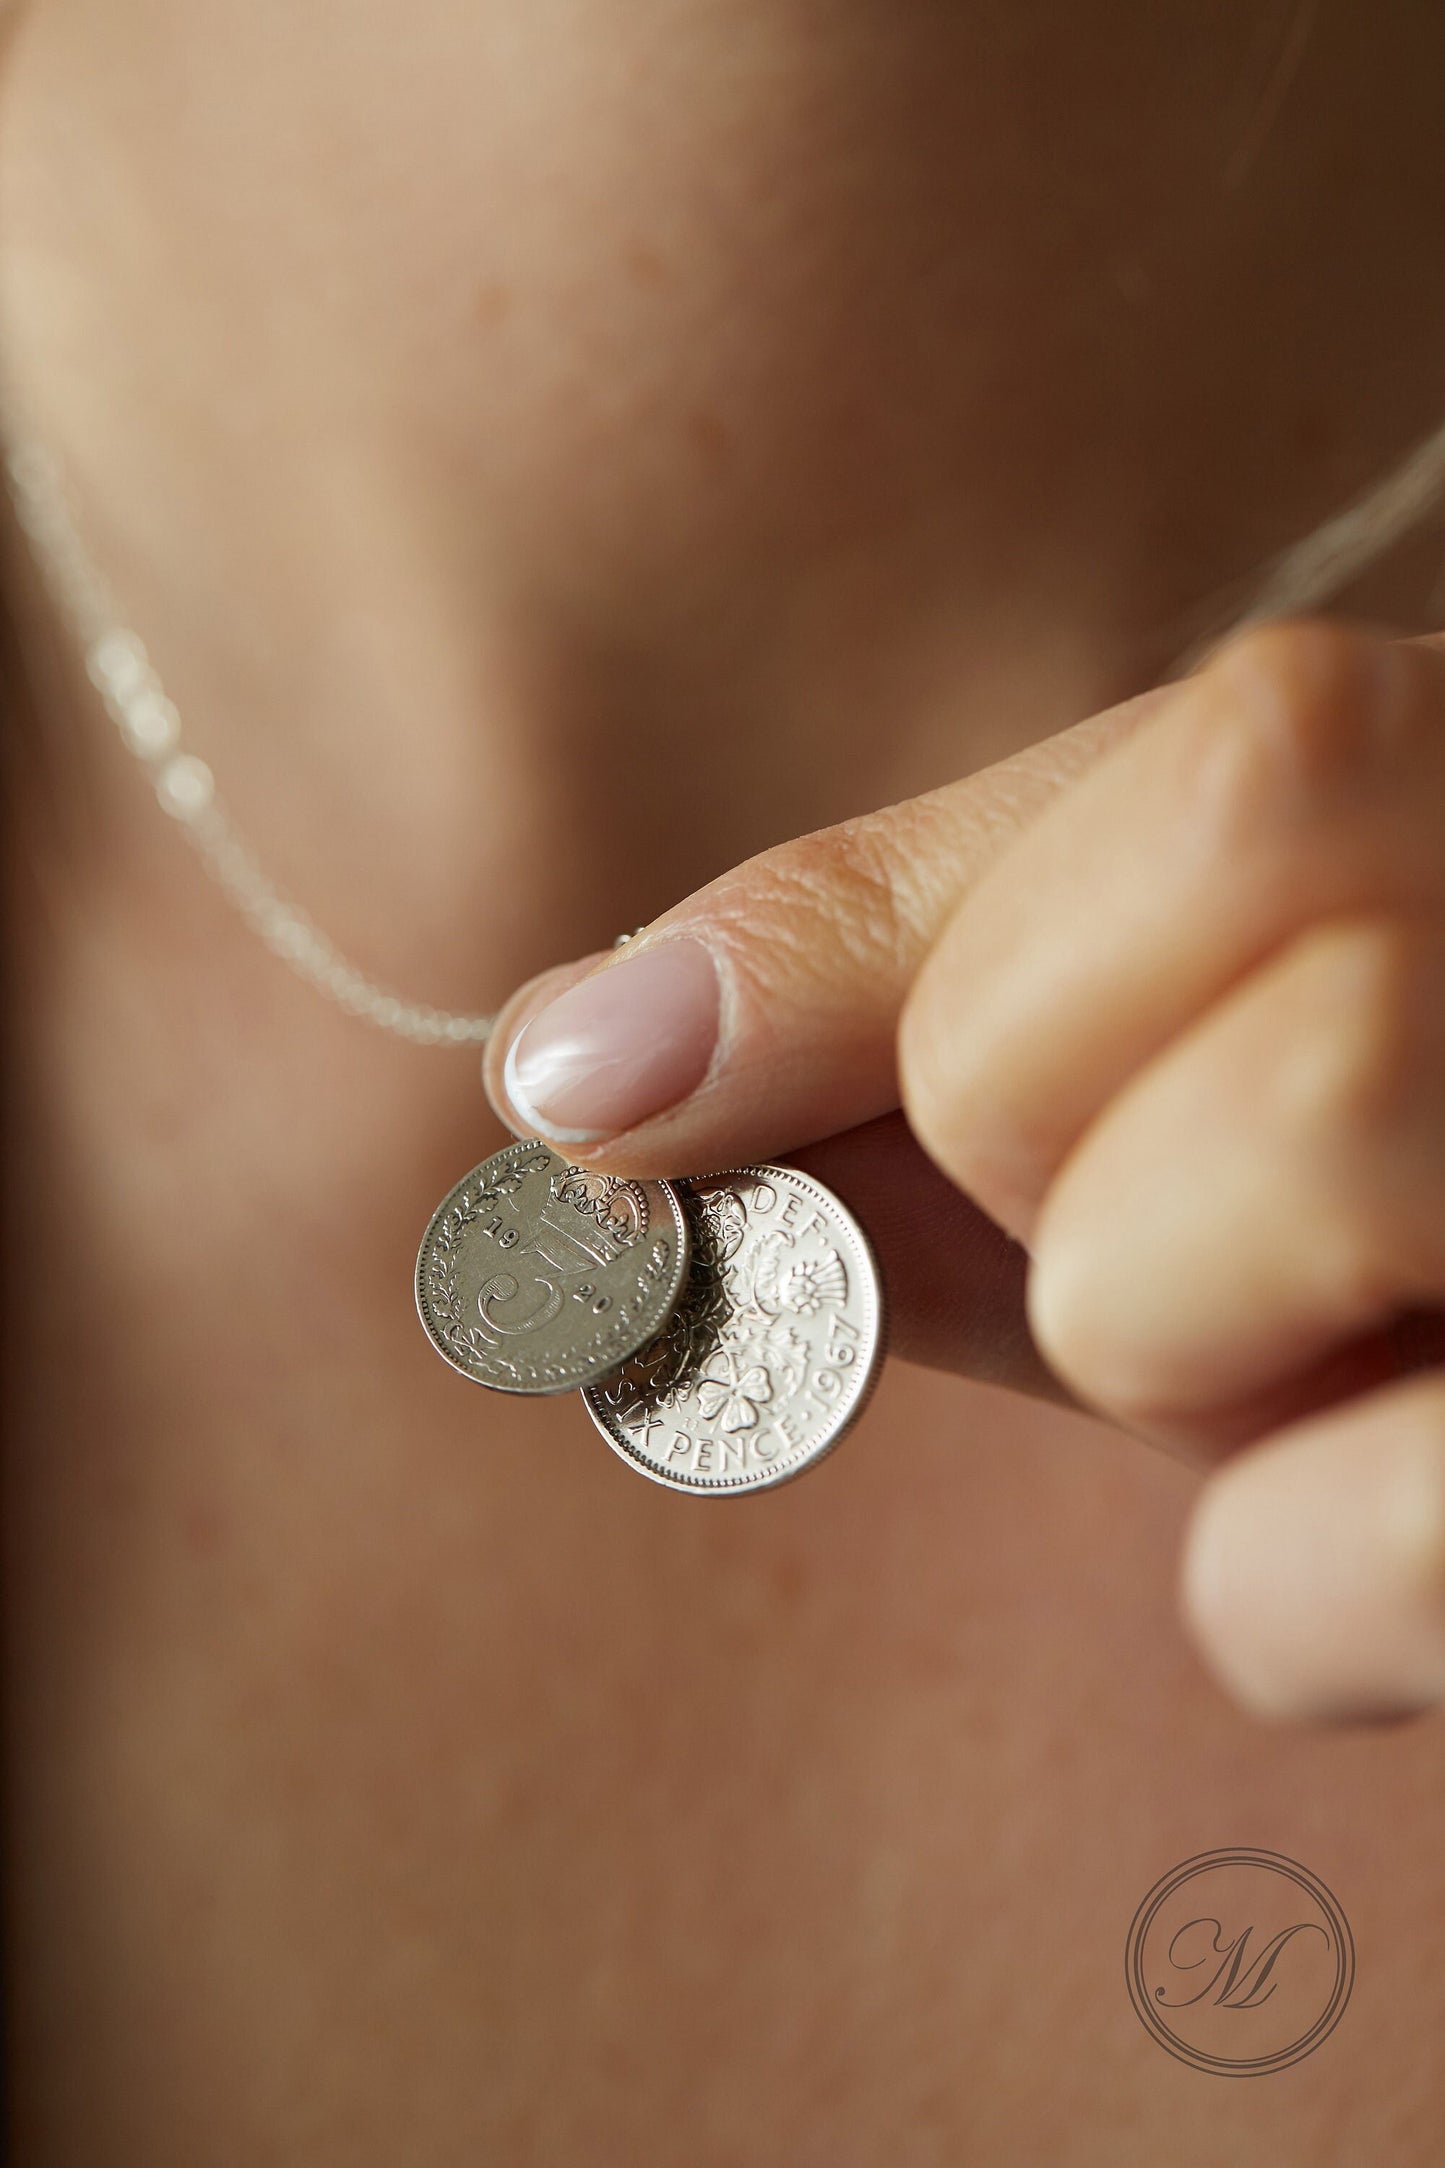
[484,620,1445,1727]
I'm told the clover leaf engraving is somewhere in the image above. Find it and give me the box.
[695,1351,773,1433]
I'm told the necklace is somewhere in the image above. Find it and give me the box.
[3,407,890,1496]
[2,423,496,1047]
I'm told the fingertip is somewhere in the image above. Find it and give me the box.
[1180,1383,1445,1725]
[481,953,611,1139]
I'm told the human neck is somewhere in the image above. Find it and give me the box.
[6,0,1445,1012]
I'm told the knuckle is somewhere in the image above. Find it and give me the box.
[1188,620,1399,846]
[1391,1414,1445,1624]
[1025,1212,1180,1430]
[1267,916,1432,1147]
[1250,918,1439,1321]
[707,808,939,999]
[1023,919,1441,1428]
[818,812,938,971]
[1024,1239,1107,1403]
[898,944,1054,1233]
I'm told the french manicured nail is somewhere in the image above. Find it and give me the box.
[502,937,720,1143]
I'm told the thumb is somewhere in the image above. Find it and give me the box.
[483,684,1169,1178]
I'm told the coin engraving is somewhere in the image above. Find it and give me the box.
[583,1165,885,1493]
[415,1141,690,1394]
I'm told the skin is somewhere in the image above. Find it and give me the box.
[487,623,1445,1718]
[6,1,1445,2160]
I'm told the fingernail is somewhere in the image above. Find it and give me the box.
[502,937,720,1143]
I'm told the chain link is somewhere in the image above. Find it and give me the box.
[3,426,497,1047]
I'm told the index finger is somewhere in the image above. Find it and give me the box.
[482,689,1161,1177]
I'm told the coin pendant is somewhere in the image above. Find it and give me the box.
[582,1165,886,1494]
[415,1141,691,1395]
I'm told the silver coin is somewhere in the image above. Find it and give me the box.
[582,1165,886,1494]
[415,1141,690,1395]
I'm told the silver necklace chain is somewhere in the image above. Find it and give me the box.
[2,422,496,1047]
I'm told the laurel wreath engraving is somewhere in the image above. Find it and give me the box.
[424,1185,502,1370]
[422,1170,675,1384]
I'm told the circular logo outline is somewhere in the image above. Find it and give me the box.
[1125,1847,1354,2075]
